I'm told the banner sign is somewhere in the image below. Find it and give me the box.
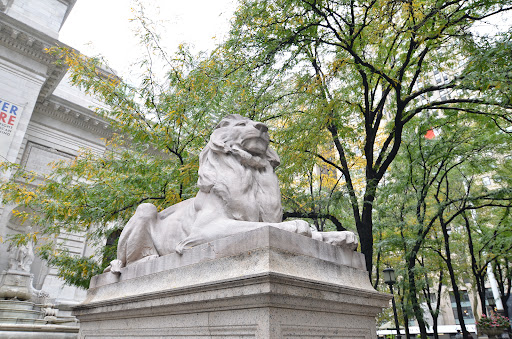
[0,98,23,160]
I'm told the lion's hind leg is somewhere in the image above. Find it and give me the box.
[107,203,160,272]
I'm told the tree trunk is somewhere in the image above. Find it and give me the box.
[495,261,511,320]
[327,123,375,274]
[477,274,487,316]
[432,316,439,339]
[441,218,471,339]
[358,181,379,276]
[406,254,429,339]
[425,269,443,339]
[398,287,412,339]
[463,213,488,316]
[356,212,374,276]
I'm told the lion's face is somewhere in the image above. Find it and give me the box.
[198,115,281,193]
[197,114,282,221]
[212,115,271,157]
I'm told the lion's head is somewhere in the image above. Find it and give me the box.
[196,114,282,222]
[205,114,280,168]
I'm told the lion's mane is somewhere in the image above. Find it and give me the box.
[196,114,282,223]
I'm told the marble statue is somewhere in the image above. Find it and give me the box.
[7,240,34,272]
[0,238,42,300]
[107,114,357,273]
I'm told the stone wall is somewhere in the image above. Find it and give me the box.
[4,0,76,37]
[0,0,107,314]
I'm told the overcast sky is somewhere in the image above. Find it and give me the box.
[59,0,237,78]
[60,1,510,80]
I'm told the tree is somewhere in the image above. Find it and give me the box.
[489,155,512,320]
[280,148,355,232]
[420,255,445,339]
[375,112,511,338]
[224,0,512,276]
[462,206,512,318]
[0,7,243,286]
[2,1,512,300]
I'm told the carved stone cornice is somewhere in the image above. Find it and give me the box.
[37,63,69,102]
[0,12,65,66]
[0,8,119,140]
[0,12,70,102]
[35,96,112,138]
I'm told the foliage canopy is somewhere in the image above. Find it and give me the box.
[1,4,511,324]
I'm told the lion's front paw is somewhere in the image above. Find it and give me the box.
[321,231,358,250]
[293,220,312,237]
[278,220,312,237]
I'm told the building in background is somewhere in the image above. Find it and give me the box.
[0,1,110,336]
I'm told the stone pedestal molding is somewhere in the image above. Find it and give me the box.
[74,226,390,338]
[0,270,33,300]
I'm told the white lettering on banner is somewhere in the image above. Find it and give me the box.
[0,97,24,160]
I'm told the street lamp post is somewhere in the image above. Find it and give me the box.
[384,267,402,339]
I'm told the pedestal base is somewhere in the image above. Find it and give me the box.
[0,270,34,300]
[74,226,390,338]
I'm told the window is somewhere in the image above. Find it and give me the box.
[428,292,438,307]
[450,291,475,324]
[485,288,496,314]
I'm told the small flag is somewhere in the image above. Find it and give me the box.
[425,129,435,139]
[424,128,440,139]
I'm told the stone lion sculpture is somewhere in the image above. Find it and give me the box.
[107,114,357,273]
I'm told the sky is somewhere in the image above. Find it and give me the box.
[59,0,237,79]
[60,1,510,80]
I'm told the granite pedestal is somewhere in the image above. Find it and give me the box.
[73,226,389,338]
[0,270,33,301]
